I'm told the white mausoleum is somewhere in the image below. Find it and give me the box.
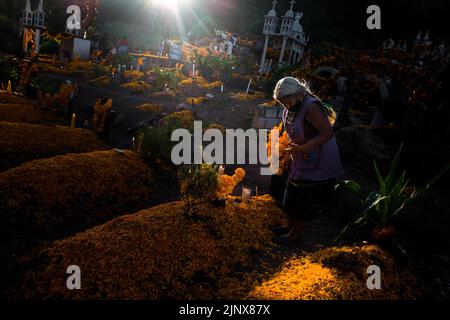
[260,0,309,72]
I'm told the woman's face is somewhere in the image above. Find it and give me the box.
[279,94,303,111]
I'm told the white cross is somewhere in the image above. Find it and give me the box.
[290,0,296,10]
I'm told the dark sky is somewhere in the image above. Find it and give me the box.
[2,0,449,47]
[207,0,450,46]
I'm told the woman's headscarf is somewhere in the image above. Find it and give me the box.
[273,77,311,101]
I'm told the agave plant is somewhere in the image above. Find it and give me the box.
[336,143,449,241]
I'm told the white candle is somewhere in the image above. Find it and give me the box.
[221,84,224,93]
[242,187,251,204]
[245,78,252,95]
[71,113,76,129]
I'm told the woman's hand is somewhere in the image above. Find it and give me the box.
[287,103,334,156]
[286,142,306,155]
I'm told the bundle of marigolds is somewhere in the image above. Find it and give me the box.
[92,98,113,134]
[0,121,105,172]
[7,195,285,299]
[215,168,246,199]
[248,244,419,300]
[202,81,223,90]
[0,150,154,259]
[179,78,194,86]
[51,83,77,112]
[185,97,207,105]
[267,123,290,175]
[0,103,62,125]
[179,76,208,87]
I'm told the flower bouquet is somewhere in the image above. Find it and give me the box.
[267,123,290,175]
[215,167,246,201]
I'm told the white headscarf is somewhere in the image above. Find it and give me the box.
[273,77,310,101]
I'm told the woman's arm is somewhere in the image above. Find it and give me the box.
[288,103,334,154]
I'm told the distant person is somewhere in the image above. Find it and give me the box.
[117,36,129,54]
[137,56,144,71]
[271,77,344,246]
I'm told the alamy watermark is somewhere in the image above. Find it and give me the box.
[367,265,381,290]
[170,121,280,175]
[367,5,381,30]
[66,265,81,290]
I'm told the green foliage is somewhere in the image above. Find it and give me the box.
[31,77,59,95]
[135,126,174,164]
[40,38,60,55]
[235,55,256,75]
[178,164,219,219]
[0,54,20,87]
[134,114,193,164]
[151,67,181,90]
[192,50,236,82]
[9,68,19,84]
[0,14,12,27]
[336,143,449,241]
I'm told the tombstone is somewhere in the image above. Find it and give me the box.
[168,42,182,60]
[59,37,91,61]
[252,104,284,129]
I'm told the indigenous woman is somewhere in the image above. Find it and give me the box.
[272,77,344,246]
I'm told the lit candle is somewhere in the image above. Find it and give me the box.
[242,187,251,204]
[71,113,76,129]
